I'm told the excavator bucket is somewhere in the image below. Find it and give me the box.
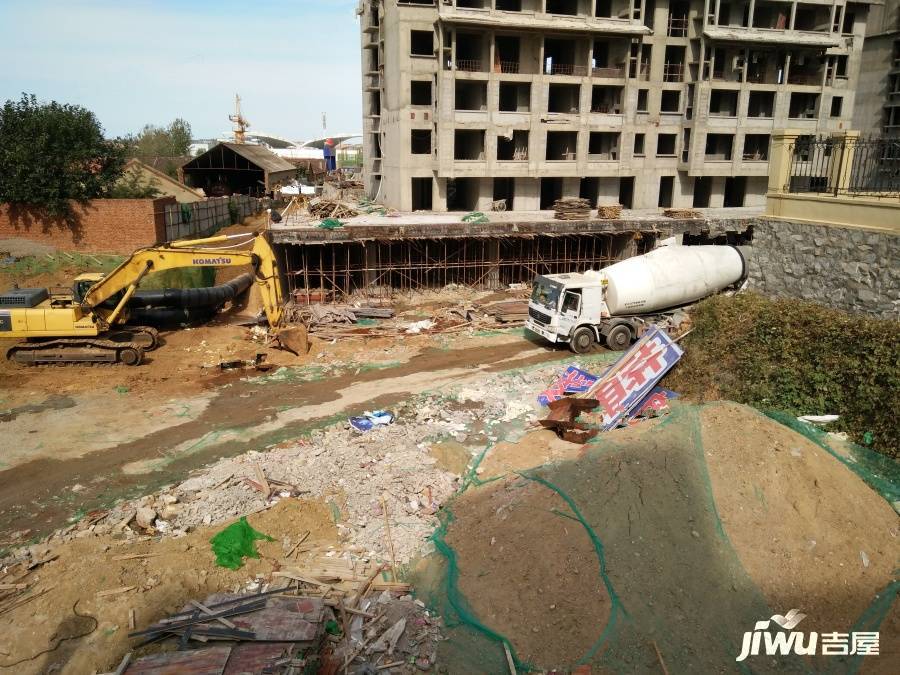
[274,325,309,356]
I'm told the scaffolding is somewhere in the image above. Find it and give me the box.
[279,232,654,302]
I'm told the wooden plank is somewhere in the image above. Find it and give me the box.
[191,599,236,630]
[123,645,232,675]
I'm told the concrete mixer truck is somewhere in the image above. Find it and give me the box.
[525,245,748,353]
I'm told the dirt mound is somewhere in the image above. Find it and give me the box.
[444,476,611,669]
[429,402,898,672]
[701,401,900,635]
[477,429,581,480]
[0,499,336,675]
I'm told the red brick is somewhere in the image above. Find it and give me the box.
[0,196,176,255]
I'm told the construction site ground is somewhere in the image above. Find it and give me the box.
[0,244,897,673]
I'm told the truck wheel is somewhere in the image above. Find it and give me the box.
[570,327,595,354]
[605,324,632,351]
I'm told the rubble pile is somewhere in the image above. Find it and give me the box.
[308,197,359,220]
[21,363,563,567]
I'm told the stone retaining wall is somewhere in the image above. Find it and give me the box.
[746,218,899,318]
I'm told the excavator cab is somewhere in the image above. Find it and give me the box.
[72,273,105,304]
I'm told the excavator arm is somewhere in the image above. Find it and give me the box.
[82,232,285,329]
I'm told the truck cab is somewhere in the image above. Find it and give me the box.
[526,272,610,351]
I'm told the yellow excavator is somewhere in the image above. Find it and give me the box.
[0,231,295,366]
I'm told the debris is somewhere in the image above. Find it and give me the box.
[381,495,398,575]
[308,197,358,220]
[188,599,237,629]
[596,203,623,219]
[97,586,136,598]
[122,646,233,673]
[275,325,310,355]
[797,414,840,425]
[538,397,601,443]
[318,217,344,230]
[503,641,517,675]
[349,410,395,433]
[134,507,157,530]
[404,319,435,334]
[653,640,671,675]
[663,208,701,219]
[626,387,679,423]
[461,211,489,224]
[351,306,395,319]
[209,517,275,570]
[113,651,131,675]
[537,365,600,406]
[371,617,406,654]
[112,553,160,561]
[481,300,529,325]
[252,463,271,499]
[580,326,684,430]
[553,197,591,220]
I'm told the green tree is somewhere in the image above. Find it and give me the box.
[0,93,127,216]
[126,118,193,174]
[107,167,162,199]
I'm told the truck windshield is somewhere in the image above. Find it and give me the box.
[531,277,562,311]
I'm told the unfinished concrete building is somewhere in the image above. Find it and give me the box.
[853,0,900,136]
[360,0,874,211]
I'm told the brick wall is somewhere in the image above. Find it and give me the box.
[0,197,175,254]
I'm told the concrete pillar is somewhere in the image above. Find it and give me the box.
[434,176,447,212]
[829,129,860,195]
[709,177,726,207]
[768,129,803,193]
[514,178,541,210]
[748,0,756,27]
[562,177,581,199]
[476,177,494,212]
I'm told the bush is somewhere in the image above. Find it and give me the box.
[667,293,900,458]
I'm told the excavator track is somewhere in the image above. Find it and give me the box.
[7,339,144,366]
[104,325,160,350]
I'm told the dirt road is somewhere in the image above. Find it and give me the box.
[0,333,565,544]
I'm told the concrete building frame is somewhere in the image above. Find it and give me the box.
[360,0,875,212]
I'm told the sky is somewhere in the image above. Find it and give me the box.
[0,0,363,142]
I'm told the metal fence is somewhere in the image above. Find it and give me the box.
[788,135,900,196]
[163,195,264,242]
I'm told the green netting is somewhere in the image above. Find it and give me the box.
[412,404,899,674]
[318,218,343,230]
[762,410,900,505]
[210,516,274,570]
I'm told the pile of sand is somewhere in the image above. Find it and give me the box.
[437,402,899,672]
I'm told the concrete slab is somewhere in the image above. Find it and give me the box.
[271,207,761,244]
